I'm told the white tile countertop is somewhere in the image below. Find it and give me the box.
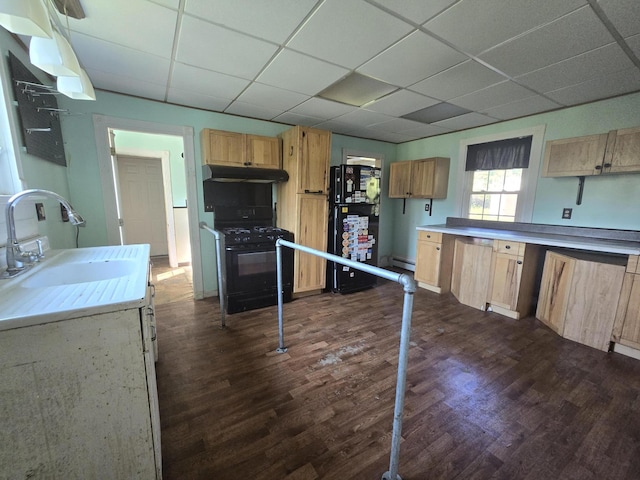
[417,224,640,256]
[0,244,150,331]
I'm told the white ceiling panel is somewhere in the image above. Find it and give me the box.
[365,90,439,116]
[166,88,233,112]
[170,63,249,99]
[68,33,171,84]
[516,43,635,93]
[449,81,536,112]
[235,83,309,111]
[409,60,507,101]
[423,0,588,55]
[176,16,279,79]
[257,49,349,96]
[287,0,414,68]
[545,68,640,106]
[482,96,562,120]
[479,6,615,77]
[184,0,318,44]
[358,31,467,87]
[56,0,177,58]
[597,0,640,37]
[366,0,459,24]
[34,0,640,143]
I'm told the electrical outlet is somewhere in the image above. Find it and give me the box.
[425,203,430,212]
[562,207,572,219]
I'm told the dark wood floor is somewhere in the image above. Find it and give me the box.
[155,278,640,480]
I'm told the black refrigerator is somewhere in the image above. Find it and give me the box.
[327,165,381,293]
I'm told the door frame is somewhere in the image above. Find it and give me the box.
[115,150,177,267]
[93,114,203,298]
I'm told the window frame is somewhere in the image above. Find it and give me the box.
[0,51,25,194]
[455,125,546,223]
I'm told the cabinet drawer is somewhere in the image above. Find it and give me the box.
[418,231,442,243]
[494,240,525,256]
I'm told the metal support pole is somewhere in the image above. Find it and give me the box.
[199,222,226,327]
[274,238,416,480]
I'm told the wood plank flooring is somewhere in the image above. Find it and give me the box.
[154,277,640,480]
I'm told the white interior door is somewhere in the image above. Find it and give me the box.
[117,155,168,256]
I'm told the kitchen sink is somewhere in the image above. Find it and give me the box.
[21,259,137,288]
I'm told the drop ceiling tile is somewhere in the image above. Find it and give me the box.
[289,98,357,119]
[236,83,309,111]
[257,49,349,96]
[184,0,317,44]
[166,88,233,112]
[365,89,439,116]
[627,33,640,58]
[348,128,416,143]
[176,16,279,79]
[369,117,433,134]
[59,0,178,58]
[171,63,249,99]
[423,0,587,55]
[358,31,467,87]
[482,95,562,120]
[397,123,453,138]
[409,60,507,100]
[313,118,360,134]
[479,6,615,77]
[224,101,282,120]
[287,0,413,68]
[367,0,459,24]
[151,0,180,8]
[272,112,325,127]
[449,81,535,111]
[334,109,394,128]
[86,68,167,101]
[68,33,171,83]
[516,43,635,93]
[432,112,497,130]
[598,0,640,37]
[545,68,640,106]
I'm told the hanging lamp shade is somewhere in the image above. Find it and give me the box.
[57,68,96,100]
[30,30,81,77]
[0,0,53,38]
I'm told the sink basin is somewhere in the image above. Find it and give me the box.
[21,259,137,288]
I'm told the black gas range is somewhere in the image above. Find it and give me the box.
[204,182,294,314]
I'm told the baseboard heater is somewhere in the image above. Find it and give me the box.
[392,257,415,272]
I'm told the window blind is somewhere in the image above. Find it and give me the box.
[465,136,532,171]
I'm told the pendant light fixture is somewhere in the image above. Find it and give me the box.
[29,29,81,77]
[57,68,95,100]
[0,0,53,38]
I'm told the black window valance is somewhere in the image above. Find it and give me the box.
[465,136,532,171]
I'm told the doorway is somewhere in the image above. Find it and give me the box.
[93,114,203,299]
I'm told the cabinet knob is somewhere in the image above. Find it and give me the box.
[505,245,511,249]
[603,163,612,168]
[517,260,522,265]
[595,165,603,170]
[436,247,440,251]
[426,234,431,238]
[290,146,293,156]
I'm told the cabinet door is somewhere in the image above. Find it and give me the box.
[389,161,412,198]
[298,127,330,194]
[605,127,640,174]
[451,239,493,311]
[489,252,523,310]
[246,134,281,169]
[536,251,575,334]
[415,239,441,286]
[613,273,640,349]
[294,194,328,292]
[202,129,244,167]
[411,159,436,198]
[541,134,608,177]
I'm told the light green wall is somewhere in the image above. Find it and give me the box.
[112,130,186,206]
[1,32,76,249]
[393,92,640,263]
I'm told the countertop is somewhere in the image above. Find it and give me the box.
[417,224,640,256]
[0,244,150,331]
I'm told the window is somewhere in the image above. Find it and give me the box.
[456,126,546,223]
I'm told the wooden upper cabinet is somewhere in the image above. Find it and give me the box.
[298,127,331,193]
[201,128,281,169]
[542,126,640,177]
[388,157,450,199]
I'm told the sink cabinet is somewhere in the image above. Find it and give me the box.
[0,261,161,478]
[541,126,640,177]
[201,128,281,169]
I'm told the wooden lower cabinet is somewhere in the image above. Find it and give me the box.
[450,238,493,311]
[414,230,455,293]
[612,256,640,350]
[536,250,626,351]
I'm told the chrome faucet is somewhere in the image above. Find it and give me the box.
[4,189,86,277]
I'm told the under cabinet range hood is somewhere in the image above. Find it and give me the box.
[202,165,289,183]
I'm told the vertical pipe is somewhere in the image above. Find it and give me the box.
[275,241,287,353]
[214,232,226,327]
[384,286,415,480]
